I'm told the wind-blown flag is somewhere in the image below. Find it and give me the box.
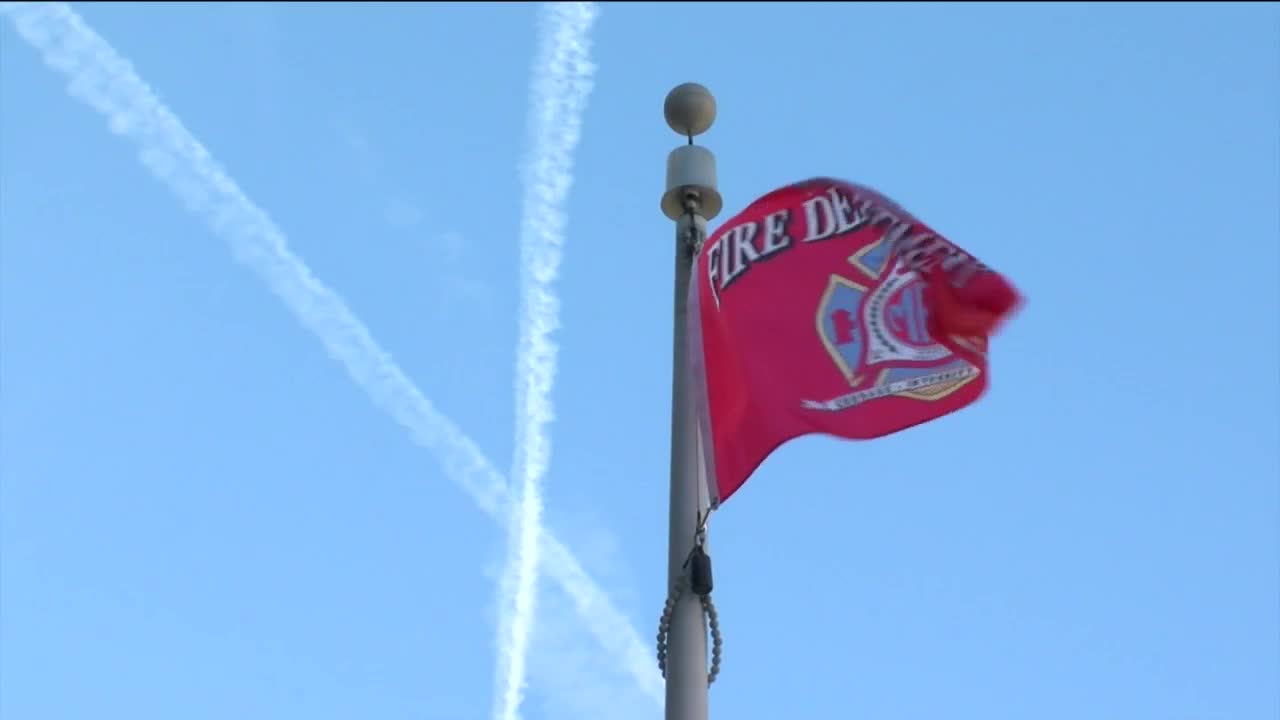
[687,177,1022,507]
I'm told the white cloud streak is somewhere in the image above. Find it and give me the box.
[1,1,663,706]
[493,4,598,720]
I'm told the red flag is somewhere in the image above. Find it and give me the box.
[687,177,1022,508]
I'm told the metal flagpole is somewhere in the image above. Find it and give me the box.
[660,82,722,720]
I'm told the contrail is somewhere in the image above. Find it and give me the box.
[494,4,598,720]
[1,2,664,705]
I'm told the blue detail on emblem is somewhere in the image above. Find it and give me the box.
[886,283,931,346]
[819,282,867,375]
[854,238,893,278]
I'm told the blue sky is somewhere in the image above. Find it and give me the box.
[2,2,1277,720]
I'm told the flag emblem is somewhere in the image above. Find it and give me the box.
[809,228,981,413]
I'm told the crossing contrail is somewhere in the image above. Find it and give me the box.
[494,4,598,720]
[0,1,663,706]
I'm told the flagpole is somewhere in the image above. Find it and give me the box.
[661,82,722,720]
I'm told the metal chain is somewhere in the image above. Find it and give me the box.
[656,191,722,687]
[655,570,723,686]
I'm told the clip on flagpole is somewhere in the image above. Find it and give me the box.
[658,82,723,720]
